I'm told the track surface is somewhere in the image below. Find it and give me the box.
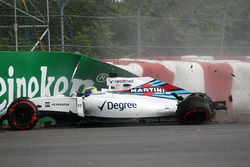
[1,124,250,167]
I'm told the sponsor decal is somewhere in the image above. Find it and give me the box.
[45,102,50,107]
[51,103,70,107]
[130,87,165,93]
[45,102,69,107]
[92,92,106,95]
[98,100,107,111]
[98,100,137,111]
[109,79,134,84]
[77,104,83,108]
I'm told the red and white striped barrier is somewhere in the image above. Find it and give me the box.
[104,56,250,113]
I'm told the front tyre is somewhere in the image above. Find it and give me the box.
[7,99,38,130]
[177,93,212,125]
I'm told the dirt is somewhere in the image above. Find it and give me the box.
[214,110,250,124]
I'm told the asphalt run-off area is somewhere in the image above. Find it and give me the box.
[1,124,250,167]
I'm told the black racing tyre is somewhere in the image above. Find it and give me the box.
[177,93,212,125]
[7,98,38,130]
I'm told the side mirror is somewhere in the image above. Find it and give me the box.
[229,95,233,102]
[171,93,184,101]
[123,84,131,87]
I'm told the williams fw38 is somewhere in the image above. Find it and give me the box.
[0,76,227,130]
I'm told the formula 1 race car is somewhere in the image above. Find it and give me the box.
[0,76,227,130]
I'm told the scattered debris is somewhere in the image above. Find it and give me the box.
[229,95,233,102]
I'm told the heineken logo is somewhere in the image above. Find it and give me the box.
[0,66,94,110]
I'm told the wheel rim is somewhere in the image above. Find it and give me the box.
[12,105,33,125]
[8,100,38,130]
[184,108,209,125]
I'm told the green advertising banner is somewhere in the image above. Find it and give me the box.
[0,52,135,112]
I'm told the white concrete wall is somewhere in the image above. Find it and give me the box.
[104,56,250,113]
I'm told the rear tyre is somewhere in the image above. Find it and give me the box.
[177,93,212,125]
[7,98,38,130]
